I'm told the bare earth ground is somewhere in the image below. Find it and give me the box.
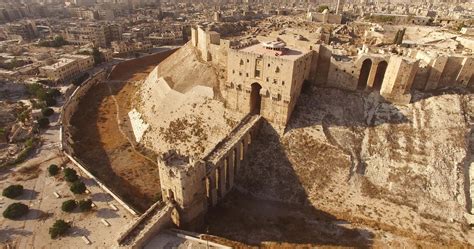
[70,61,166,212]
[202,87,473,248]
[0,120,134,248]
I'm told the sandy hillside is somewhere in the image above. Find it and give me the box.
[135,71,243,159]
[152,42,220,93]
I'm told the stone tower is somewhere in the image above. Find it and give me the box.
[158,150,207,228]
[380,56,419,104]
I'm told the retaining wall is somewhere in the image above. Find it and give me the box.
[59,68,140,216]
[59,49,180,217]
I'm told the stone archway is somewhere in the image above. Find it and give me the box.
[250,83,262,114]
[358,59,372,90]
[373,61,388,90]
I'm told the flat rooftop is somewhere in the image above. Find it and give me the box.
[238,42,308,61]
[40,58,76,70]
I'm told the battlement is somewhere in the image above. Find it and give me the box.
[160,150,197,169]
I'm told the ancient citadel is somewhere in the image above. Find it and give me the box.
[153,24,474,228]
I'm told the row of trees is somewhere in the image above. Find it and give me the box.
[25,84,61,129]
[2,165,93,239]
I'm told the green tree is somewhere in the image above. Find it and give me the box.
[92,48,103,65]
[3,203,29,219]
[47,89,61,98]
[2,185,24,199]
[48,164,60,176]
[61,200,77,212]
[49,219,71,239]
[45,97,56,107]
[42,107,54,117]
[63,168,79,182]
[37,117,50,129]
[73,73,90,86]
[78,199,93,212]
[70,181,86,194]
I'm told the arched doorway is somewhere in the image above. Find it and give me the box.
[373,61,388,90]
[357,59,372,90]
[250,83,262,114]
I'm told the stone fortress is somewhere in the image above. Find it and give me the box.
[133,24,474,228]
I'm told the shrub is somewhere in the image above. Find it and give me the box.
[49,219,70,239]
[37,117,50,129]
[78,199,92,212]
[47,89,61,98]
[45,97,56,107]
[61,200,77,212]
[48,164,60,176]
[3,203,29,219]
[42,107,54,117]
[2,184,24,199]
[63,168,78,182]
[70,181,86,195]
[73,73,89,86]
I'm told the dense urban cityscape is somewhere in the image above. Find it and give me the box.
[0,0,473,248]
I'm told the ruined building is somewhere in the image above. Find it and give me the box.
[157,25,474,227]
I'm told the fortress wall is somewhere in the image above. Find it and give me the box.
[314,45,332,86]
[412,64,430,90]
[327,59,359,90]
[380,56,419,104]
[60,69,141,216]
[438,56,465,88]
[108,49,177,79]
[308,46,320,88]
[424,56,448,90]
[456,57,474,87]
[61,70,107,152]
[197,27,210,61]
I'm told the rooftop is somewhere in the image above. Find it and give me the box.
[40,58,76,70]
[238,42,308,61]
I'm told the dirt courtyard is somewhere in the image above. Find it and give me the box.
[70,51,175,212]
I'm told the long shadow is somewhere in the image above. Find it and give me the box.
[67,50,176,213]
[16,189,39,200]
[69,226,91,238]
[202,120,374,247]
[18,209,47,221]
[95,208,120,219]
[0,228,32,243]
